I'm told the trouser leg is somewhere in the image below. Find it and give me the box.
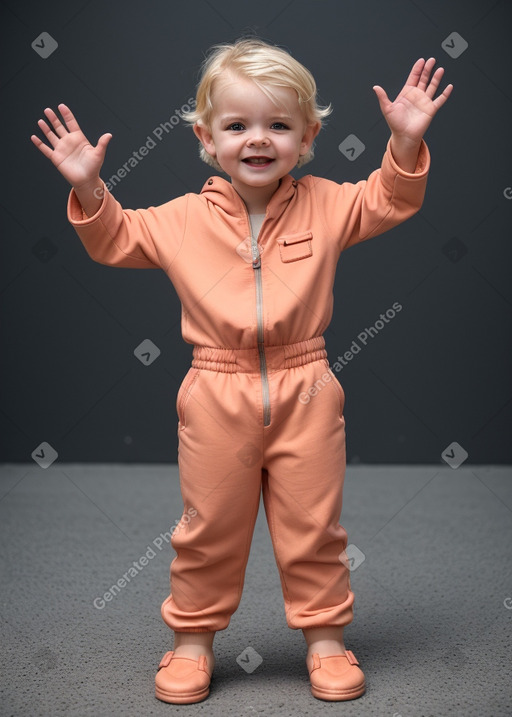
[262,360,354,629]
[161,368,263,633]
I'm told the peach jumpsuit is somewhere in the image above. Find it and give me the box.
[67,139,430,633]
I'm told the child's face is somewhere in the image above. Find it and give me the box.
[194,73,320,197]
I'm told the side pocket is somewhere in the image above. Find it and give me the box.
[328,368,345,419]
[176,368,200,429]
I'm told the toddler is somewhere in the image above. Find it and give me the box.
[31,36,452,704]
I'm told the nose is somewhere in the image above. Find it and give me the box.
[246,128,270,147]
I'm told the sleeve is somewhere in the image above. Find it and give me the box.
[66,180,189,270]
[316,138,430,253]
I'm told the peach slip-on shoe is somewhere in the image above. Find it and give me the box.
[155,650,213,704]
[306,649,366,701]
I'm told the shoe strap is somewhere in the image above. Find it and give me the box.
[345,649,359,665]
[308,650,360,672]
[157,650,211,675]
[158,650,174,669]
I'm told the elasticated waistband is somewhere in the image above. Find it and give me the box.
[191,336,327,373]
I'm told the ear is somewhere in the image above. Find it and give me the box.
[299,121,322,156]
[193,122,216,159]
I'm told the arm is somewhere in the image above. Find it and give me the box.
[32,104,179,269]
[315,136,430,253]
[315,57,451,250]
[66,180,187,270]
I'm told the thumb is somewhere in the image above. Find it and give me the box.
[96,132,112,153]
[373,85,391,113]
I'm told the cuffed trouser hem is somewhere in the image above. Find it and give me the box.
[161,595,233,634]
[284,589,355,630]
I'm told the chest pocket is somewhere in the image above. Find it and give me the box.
[277,231,313,263]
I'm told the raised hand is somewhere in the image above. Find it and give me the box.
[373,58,453,144]
[31,104,112,188]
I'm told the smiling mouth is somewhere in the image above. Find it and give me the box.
[242,157,274,165]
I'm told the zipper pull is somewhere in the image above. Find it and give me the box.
[251,241,261,269]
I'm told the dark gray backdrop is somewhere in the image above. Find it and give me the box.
[1,0,511,463]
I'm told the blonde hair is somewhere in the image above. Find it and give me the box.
[181,36,332,171]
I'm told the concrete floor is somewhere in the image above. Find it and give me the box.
[0,463,511,717]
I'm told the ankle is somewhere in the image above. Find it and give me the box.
[306,638,346,656]
[173,630,215,651]
[303,627,346,657]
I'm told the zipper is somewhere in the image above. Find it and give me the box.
[249,217,271,427]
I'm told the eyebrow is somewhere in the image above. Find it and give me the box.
[219,115,293,122]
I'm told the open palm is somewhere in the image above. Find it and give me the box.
[31,104,111,188]
[373,58,453,143]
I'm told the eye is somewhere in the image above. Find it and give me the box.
[227,122,245,131]
[271,122,289,130]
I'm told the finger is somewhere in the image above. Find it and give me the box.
[418,57,437,90]
[432,83,454,110]
[403,58,427,88]
[36,117,60,147]
[30,133,54,159]
[43,107,69,137]
[57,103,81,133]
[425,66,445,98]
